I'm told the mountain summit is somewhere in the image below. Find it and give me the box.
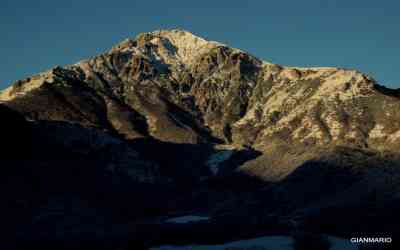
[2,30,400,246]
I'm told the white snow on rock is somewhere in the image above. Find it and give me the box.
[165,215,210,224]
[152,29,224,68]
[369,124,387,139]
[206,146,236,175]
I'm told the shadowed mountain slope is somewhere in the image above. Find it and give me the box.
[2,30,400,249]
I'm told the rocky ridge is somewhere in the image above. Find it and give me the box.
[2,29,400,179]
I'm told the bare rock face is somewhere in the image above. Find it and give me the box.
[2,29,400,179]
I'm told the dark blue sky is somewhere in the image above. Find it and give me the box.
[1,0,399,88]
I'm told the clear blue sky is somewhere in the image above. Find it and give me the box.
[1,0,399,89]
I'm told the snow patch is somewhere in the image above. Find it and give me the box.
[165,215,210,224]
[151,236,294,250]
[206,149,235,175]
[151,30,224,68]
[369,124,387,139]
[151,235,356,250]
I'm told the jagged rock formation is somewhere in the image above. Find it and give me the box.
[3,29,400,248]
[2,29,400,180]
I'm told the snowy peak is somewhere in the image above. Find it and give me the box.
[149,29,224,66]
[110,29,227,70]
